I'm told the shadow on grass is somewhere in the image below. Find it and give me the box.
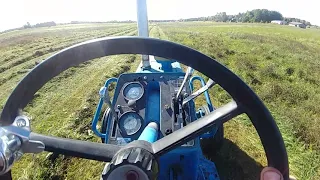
[206,139,263,180]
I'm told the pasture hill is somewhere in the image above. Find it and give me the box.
[0,22,320,180]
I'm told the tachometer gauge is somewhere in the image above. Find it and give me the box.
[122,82,144,101]
[119,112,143,135]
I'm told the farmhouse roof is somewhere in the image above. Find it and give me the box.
[289,22,303,25]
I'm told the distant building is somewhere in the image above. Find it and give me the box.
[289,22,306,28]
[271,20,287,25]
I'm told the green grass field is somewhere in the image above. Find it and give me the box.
[1,22,320,179]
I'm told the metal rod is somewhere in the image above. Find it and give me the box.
[136,0,150,68]
[176,67,194,99]
[182,79,216,106]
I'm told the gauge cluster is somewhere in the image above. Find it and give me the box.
[105,73,193,146]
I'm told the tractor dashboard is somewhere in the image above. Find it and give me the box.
[105,73,196,146]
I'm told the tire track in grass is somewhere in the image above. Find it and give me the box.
[0,26,136,77]
[0,25,135,64]
[0,26,136,74]
[0,25,135,67]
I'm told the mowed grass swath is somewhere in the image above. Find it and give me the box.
[0,22,319,179]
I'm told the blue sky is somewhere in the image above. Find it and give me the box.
[1,0,319,31]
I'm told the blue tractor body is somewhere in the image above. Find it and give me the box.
[92,57,220,179]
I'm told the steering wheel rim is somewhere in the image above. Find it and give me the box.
[0,36,289,179]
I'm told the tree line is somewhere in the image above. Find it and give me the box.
[23,21,56,29]
[181,9,312,25]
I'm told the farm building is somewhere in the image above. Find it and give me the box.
[289,22,306,28]
[271,20,287,25]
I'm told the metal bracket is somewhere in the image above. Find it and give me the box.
[0,116,44,175]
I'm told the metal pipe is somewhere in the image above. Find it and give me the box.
[136,0,150,68]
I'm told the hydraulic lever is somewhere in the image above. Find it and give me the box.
[176,67,194,99]
[182,79,216,106]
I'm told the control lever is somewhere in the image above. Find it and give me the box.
[0,116,44,175]
[99,87,118,123]
[182,79,216,106]
[176,67,194,99]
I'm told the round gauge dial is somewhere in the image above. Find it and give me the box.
[123,82,144,101]
[119,112,143,135]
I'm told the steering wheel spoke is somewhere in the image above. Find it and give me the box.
[151,101,242,156]
[29,133,121,162]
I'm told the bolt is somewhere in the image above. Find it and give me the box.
[143,76,147,80]
[160,76,163,79]
[14,115,30,128]
[126,170,139,180]
[117,105,121,109]
[165,128,172,135]
[164,104,170,110]
[15,118,26,127]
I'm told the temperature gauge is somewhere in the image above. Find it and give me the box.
[119,112,143,135]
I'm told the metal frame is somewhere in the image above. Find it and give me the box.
[189,76,214,111]
[136,0,150,68]
[92,77,118,138]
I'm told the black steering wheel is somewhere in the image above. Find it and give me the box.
[0,37,289,179]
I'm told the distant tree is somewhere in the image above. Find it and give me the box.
[210,12,228,22]
[235,13,244,22]
[221,12,228,22]
[23,22,31,29]
[242,11,254,22]
[253,9,263,22]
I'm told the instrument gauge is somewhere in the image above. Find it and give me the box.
[122,82,144,101]
[119,112,143,135]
